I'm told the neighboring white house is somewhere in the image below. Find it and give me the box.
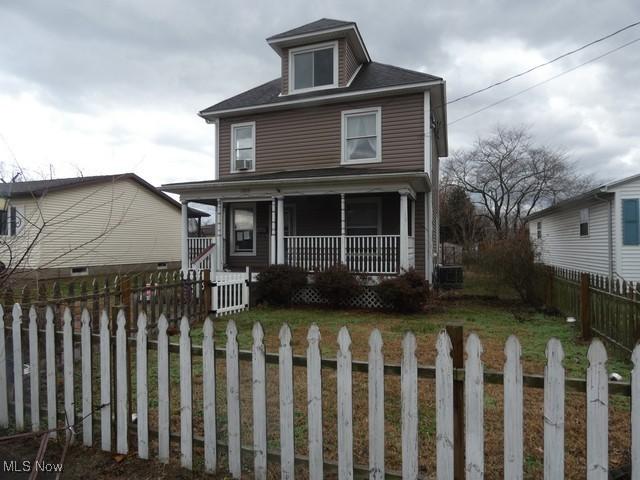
[0,173,207,279]
[527,172,640,283]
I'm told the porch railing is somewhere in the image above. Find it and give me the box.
[188,236,215,268]
[284,235,401,274]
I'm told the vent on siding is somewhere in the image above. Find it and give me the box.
[70,266,89,276]
[157,262,168,270]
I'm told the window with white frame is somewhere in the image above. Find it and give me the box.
[231,204,256,255]
[231,122,255,172]
[580,208,589,236]
[0,206,19,236]
[342,108,381,164]
[289,42,338,93]
[346,198,381,235]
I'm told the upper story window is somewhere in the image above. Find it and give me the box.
[622,198,639,246]
[579,208,589,236]
[289,42,338,93]
[231,122,255,172]
[341,107,382,164]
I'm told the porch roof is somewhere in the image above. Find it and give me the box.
[162,167,430,202]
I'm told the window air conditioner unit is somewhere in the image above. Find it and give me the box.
[235,159,252,171]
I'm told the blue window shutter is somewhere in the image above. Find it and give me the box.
[622,199,640,245]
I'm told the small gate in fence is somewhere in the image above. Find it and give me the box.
[212,268,250,316]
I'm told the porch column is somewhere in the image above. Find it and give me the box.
[400,191,409,271]
[216,198,223,272]
[181,201,189,272]
[270,198,277,264]
[340,193,346,264]
[276,196,285,264]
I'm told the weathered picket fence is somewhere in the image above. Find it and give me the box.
[0,303,637,479]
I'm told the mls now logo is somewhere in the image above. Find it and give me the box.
[3,460,63,473]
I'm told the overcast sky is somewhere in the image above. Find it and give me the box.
[1,0,639,188]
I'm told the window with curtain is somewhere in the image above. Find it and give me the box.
[291,44,335,91]
[231,205,256,254]
[623,198,639,246]
[342,108,381,164]
[579,208,589,236]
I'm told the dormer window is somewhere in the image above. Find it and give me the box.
[289,42,338,93]
[231,122,255,172]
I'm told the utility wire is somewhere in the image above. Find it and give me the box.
[447,20,640,105]
[448,36,640,126]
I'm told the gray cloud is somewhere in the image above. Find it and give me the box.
[0,0,639,186]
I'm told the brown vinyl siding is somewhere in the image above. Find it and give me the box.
[343,39,360,84]
[219,93,424,178]
[225,202,270,270]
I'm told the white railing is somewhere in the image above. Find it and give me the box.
[284,236,342,272]
[188,236,215,265]
[0,304,631,479]
[284,235,401,274]
[346,235,400,274]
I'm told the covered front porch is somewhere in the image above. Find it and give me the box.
[170,169,433,279]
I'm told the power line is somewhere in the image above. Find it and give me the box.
[448,36,640,126]
[447,20,640,105]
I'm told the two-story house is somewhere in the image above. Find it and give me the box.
[163,18,448,285]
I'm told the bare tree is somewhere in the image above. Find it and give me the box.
[444,125,595,236]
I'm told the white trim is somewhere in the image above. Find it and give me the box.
[423,91,431,174]
[230,203,257,256]
[341,107,382,165]
[288,41,339,94]
[345,63,362,87]
[230,121,256,173]
[200,80,443,118]
[346,196,382,235]
[267,25,371,63]
[214,118,220,180]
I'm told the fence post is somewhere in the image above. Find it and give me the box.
[120,275,133,448]
[203,269,211,314]
[446,323,465,480]
[581,273,592,341]
[546,266,554,307]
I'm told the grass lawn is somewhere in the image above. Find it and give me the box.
[158,269,632,479]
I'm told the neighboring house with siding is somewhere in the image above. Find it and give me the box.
[162,18,448,283]
[0,173,206,279]
[527,172,640,283]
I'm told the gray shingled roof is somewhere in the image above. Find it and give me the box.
[200,62,442,115]
[267,18,355,41]
[0,173,208,217]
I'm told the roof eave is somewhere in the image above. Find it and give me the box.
[199,79,445,120]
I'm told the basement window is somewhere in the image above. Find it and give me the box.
[70,267,89,277]
[580,208,589,237]
[157,262,168,270]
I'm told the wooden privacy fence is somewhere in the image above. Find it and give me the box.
[1,304,638,479]
[546,266,640,352]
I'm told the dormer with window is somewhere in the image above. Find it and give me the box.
[267,18,370,95]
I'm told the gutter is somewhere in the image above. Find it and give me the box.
[162,171,430,193]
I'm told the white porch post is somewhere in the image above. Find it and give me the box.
[270,198,277,264]
[340,193,346,265]
[181,202,189,272]
[400,191,409,271]
[276,196,285,264]
[216,198,223,272]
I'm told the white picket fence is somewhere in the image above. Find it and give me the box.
[212,269,250,316]
[0,303,637,479]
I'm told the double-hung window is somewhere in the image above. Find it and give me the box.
[341,107,382,164]
[0,206,18,236]
[579,208,589,236]
[622,198,640,246]
[231,204,256,255]
[289,42,338,93]
[231,122,255,172]
[536,222,542,239]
